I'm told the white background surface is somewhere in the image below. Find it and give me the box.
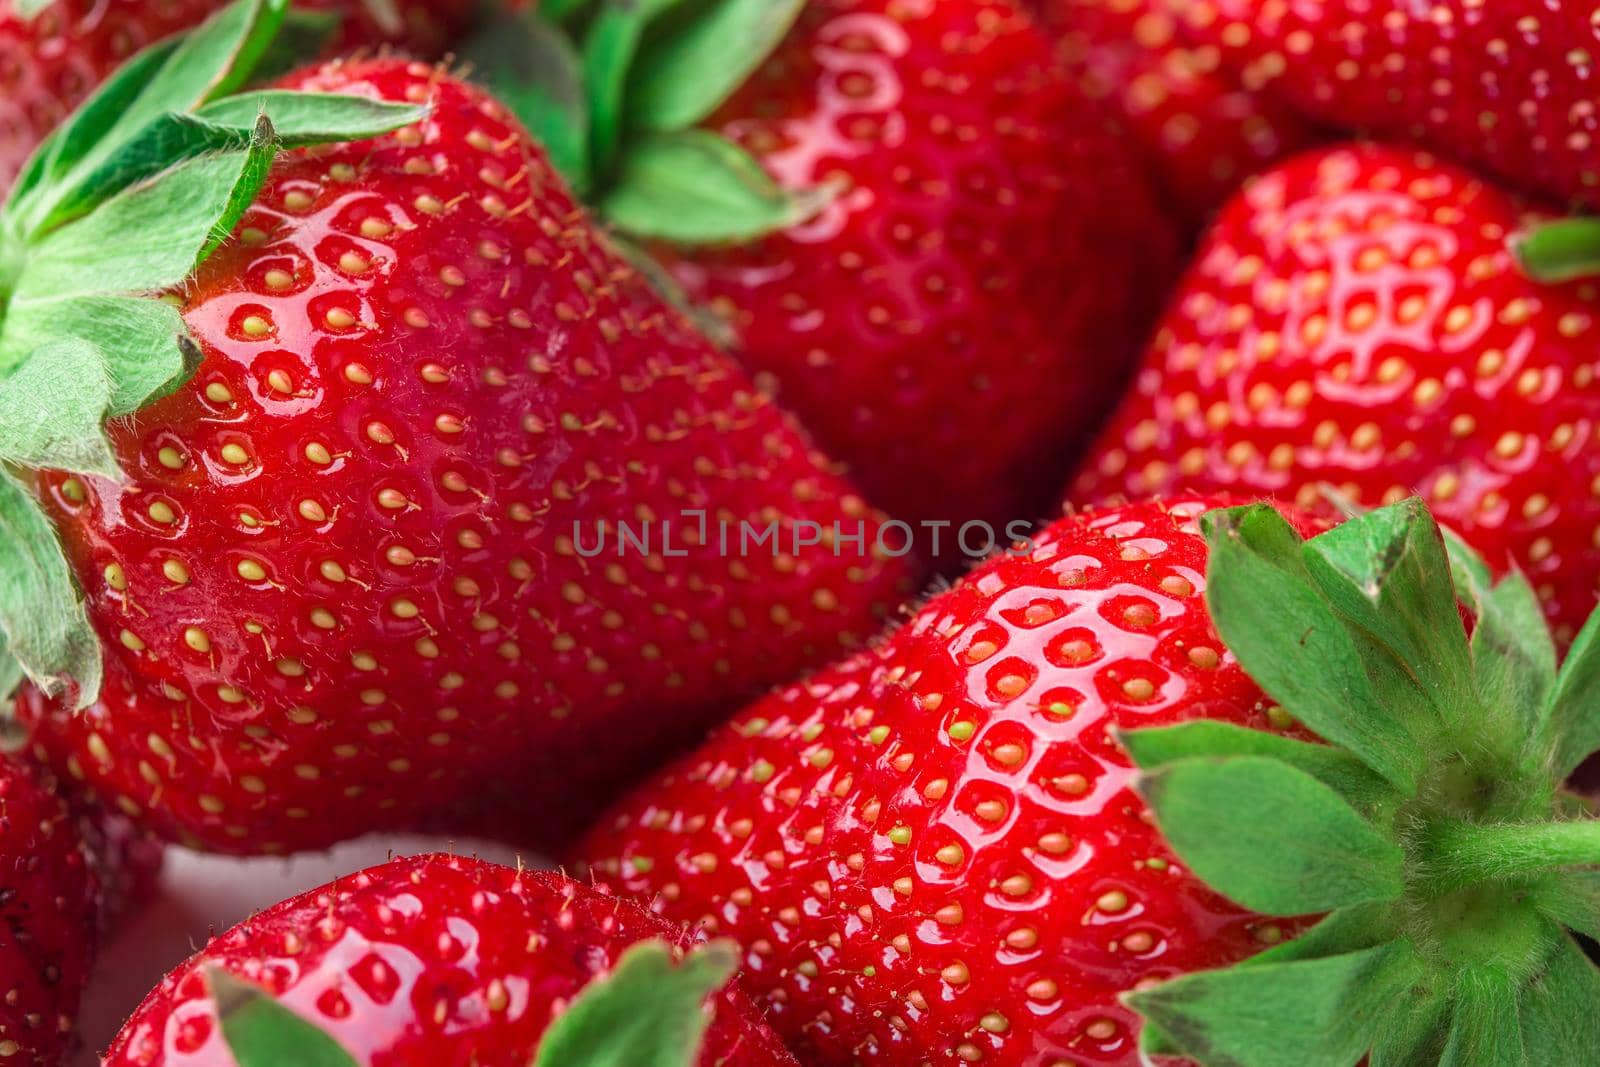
[73,835,531,1065]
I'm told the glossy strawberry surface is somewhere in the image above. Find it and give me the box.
[0,0,474,194]
[1070,144,1600,644]
[1186,0,1600,210]
[1,758,102,1067]
[576,495,1315,1065]
[659,0,1175,537]
[1034,0,1316,222]
[106,853,797,1067]
[15,58,911,854]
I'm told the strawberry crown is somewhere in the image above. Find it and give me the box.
[460,0,833,247]
[0,0,425,711]
[207,938,740,1065]
[1122,498,1600,1064]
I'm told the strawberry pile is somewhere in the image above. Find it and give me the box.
[3,1,1600,1066]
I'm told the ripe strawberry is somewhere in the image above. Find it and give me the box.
[0,0,474,194]
[467,0,1175,539]
[1032,0,1316,222]
[1,754,160,1067]
[575,494,1319,1063]
[1,2,910,855]
[1183,0,1600,211]
[577,494,1600,1065]
[1069,143,1600,643]
[106,853,799,1067]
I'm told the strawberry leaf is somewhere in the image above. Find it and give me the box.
[1517,934,1600,1062]
[1119,721,1396,817]
[626,0,805,132]
[1127,941,1424,1067]
[532,939,737,1067]
[1201,505,1427,793]
[1136,756,1405,914]
[0,467,102,708]
[210,968,361,1067]
[464,11,592,193]
[0,297,193,418]
[601,129,834,243]
[1542,605,1600,777]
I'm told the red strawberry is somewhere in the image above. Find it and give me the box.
[1184,0,1600,211]
[0,0,474,194]
[467,0,1175,541]
[576,494,1600,1064]
[2,4,910,855]
[575,494,1318,1064]
[106,853,798,1067]
[1033,0,1317,222]
[1,754,160,1067]
[1069,143,1600,643]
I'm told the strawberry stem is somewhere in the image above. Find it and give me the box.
[1513,216,1600,282]
[1422,818,1600,894]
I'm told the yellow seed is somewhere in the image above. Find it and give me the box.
[305,442,333,465]
[298,500,327,523]
[148,501,176,524]
[239,317,271,338]
[104,563,127,591]
[236,559,267,582]
[183,627,211,653]
[162,559,190,585]
[157,446,185,469]
[220,443,249,465]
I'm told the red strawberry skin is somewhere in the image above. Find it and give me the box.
[15,58,911,854]
[1,755,159,1067]
[105,853,797,1067]
[0,0,475,194]
[575,495,1315,1065]
[658,0,1176,535]
[1032,0,1316,222]
[1187,0,1600,210]
[1069,144,1600,643]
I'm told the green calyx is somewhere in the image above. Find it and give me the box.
[1121,497,1600,1066]
[1513,216,1600,283]
[0,0,425,710]
[213,938,739,1067]
[461,0,833,246]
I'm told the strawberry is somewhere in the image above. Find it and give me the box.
[0,0,475,194]
[576,493,1600,1064]
[1178,0,1600,212]
[106,852,799,1067]
[1032,0,1317,222]
[1,754,160,1067]
[0,0,910,855]
[465,0,1175,540]
[1069,143,1600,644]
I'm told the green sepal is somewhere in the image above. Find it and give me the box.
[1514,216,1600,284]
[1119,721,1397,818]
[580,0,676,177]
[600,128,835,244]
[0,298,193,419]
[1517,933,1600,1063]
[1128,940,1424,1067]
[8,0,289,237]
[1369,994,1449,1067]
[1245,901,1398,968]
[463,10,592,193]
[252,7,342,84]
[0,340,119,476]
[626,0,805,131]
[1440,969,1525,1066]
[0,467,102,709]
[1542,603,1600,777]
[12,0,53,19]
[1201,505,1426,793]
[543,0,597,22]
[1301,497,1478,729]
[1136,756,1406,915]
[210,968,361,1067]
[533,939,738,1067]
[1532,869,1600,942]
[0,638,23,713]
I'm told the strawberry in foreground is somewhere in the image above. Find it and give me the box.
[106,853,798,1067]
[577,493,1600,1064]
[1,0,910,854]
[1184,0,1600,212]
[0,0,475,194]
[1,754,160,1067]
[1070,143,1600,644]
[466,0,1175,538]
[1032,0,1316,223]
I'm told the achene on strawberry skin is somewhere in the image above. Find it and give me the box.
[9,44,912,852]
